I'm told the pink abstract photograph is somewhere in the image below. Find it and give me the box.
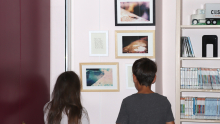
[120,2,150,22]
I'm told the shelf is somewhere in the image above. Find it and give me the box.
[180,119,220,123]
[181,57,220,60]
[180,89,220,92]
[181,25,220,29]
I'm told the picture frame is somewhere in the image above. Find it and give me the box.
[80,62,119,92]
[126,64,136,89]
[115,30,155,59]
[115,0,155,26]
[89,31,108,56]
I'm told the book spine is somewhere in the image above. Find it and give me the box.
[218,69,220,89]
[181,97,185,118]
[192,98,196,119]
[181,68,183,89]
[187,37,195,57]
[187,68,190,89]
[202,98,205,119]
[199,68,203,89]
[205,98,209,119]
[189,68,192,89]
[195,68,198,89]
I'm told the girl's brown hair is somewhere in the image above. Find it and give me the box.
[45,71,87,124]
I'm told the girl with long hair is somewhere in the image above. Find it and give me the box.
[44,71,89,124]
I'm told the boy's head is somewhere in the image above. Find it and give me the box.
[132,58,157,87]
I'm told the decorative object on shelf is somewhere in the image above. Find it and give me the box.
[114,0,155,26]
[79,62,119,92]
[180,97,220,120]
[115,30,155,59]
[180,67,220,90]
[126,64,135,89]
[202,35,218,57]
[89,31,108,56]
[191,3,220,25]
[181,36,195,57]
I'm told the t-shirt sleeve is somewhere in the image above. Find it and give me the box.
[116,99,128,124]
[81,108,90,124]
[166,100,175,122]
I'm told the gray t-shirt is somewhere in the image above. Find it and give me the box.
[116,93,174,124]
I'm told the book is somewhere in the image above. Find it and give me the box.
[181,36,195,57]
[181,97,220,119]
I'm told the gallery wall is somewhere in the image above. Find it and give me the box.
[70,0,162,124]
[50,0,174,124]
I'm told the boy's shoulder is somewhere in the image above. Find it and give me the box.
[123,93,169,103]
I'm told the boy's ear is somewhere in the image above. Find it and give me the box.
[152,75,156,84]
[133,74,137,83]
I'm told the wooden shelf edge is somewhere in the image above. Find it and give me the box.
[180,89,220,92]
[181,57,220,60]
[180,119,220,123]
[181,25,220,29]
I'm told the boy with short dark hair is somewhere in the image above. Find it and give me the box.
[116,58,175,124]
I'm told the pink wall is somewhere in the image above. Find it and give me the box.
[162,0,176,119]
[50,0,172,124]
[70,0,161,124]
[52,0,220,124]
[50,0,65,95]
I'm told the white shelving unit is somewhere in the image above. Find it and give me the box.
[176,0,220,123]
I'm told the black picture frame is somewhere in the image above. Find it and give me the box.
[115,0,155,26]
[202,35,218,57]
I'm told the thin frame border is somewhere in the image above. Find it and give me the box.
[79,62,120,92]
[126,64,136,89]
[114,0,155,26]
[89,31,109,56]
[115,30,155,59]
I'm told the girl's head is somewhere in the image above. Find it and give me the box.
[52,71,81,104]
[46,71,86,124]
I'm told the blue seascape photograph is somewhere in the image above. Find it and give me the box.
[86,68,113,86]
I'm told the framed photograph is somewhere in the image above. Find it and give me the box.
[115,0,155,26]
[126,64,136,89]
[115,30,155,59]
[80,62,119,92]
[89,31,108,56]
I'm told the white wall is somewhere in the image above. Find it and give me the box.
[50,0,65,95]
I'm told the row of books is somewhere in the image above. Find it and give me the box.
[180,68,220,89]
[181,36,195,57]
[181,97,220,119]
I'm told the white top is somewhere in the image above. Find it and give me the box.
[44,102,90,124]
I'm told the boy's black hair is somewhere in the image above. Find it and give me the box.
[132,58,157,87]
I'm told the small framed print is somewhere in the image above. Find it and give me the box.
[89,31,108,56]
[115,30,155,59]
[80,62,119,92]
[115,0,155,26]
[126,64,136,89]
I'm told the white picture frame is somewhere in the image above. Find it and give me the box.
[80,62,119,92]
[126,64,136,89]
[89,31,108,56]
[115,30,155,59]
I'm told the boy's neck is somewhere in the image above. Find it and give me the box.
[137,85,154,94]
